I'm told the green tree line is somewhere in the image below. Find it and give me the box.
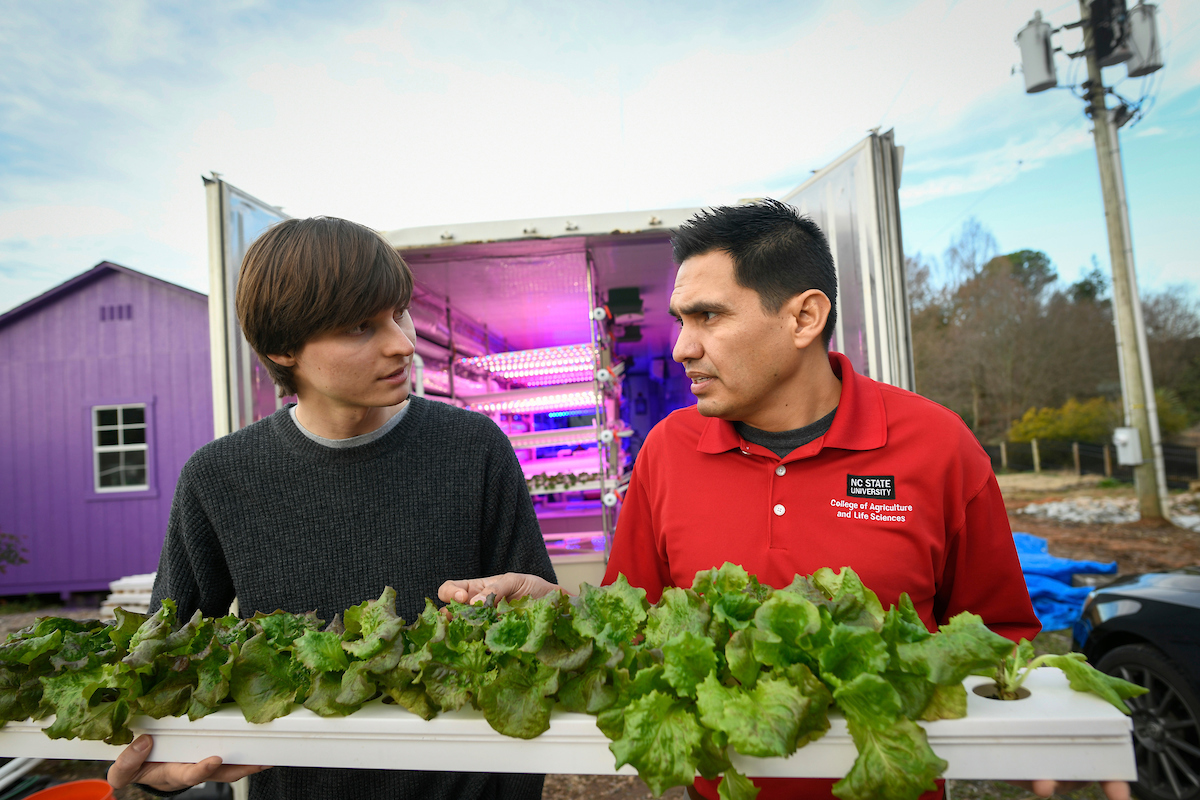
[907,219,1200,444]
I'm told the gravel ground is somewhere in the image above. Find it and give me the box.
[4,473,1196,800]
[1018,491,1200,532]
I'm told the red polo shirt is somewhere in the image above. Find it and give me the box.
[603,352,1038,800]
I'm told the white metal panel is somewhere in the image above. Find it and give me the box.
[384,208,702,249]
[204,177,290,436]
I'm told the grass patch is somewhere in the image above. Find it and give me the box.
[0,594,62,615]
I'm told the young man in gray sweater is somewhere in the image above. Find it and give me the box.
[107,216,557,800]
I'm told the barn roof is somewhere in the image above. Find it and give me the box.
[0,261,206,331]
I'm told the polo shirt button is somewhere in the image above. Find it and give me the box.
[775,465,786,476]
[773,504,785,516]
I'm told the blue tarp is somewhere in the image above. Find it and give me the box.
[1013,532,1118,632]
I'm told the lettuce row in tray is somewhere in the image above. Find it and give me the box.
[0,566,1144,800]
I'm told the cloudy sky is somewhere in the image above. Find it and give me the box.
[2,0,1197,313]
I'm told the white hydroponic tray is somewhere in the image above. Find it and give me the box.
[0,669,1135,781]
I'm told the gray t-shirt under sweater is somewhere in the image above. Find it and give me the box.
[150,396,555,800]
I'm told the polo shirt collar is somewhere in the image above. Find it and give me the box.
[695,351,888,455]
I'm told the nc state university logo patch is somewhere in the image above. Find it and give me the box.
[846,474,895,499]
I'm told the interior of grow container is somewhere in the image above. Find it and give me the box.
[398,231,694,589]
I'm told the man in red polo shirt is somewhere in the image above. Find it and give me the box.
[442,200,1128,800]
[607,199,1039,800]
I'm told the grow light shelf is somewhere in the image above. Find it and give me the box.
[0,670,1134,780]
[528,480,603,497]
[508,427,598,450]
[459,344,595,383]
[463,383,597,415]
[520,453,602,479]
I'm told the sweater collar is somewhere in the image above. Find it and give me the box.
[270,396,428,463]
[696,351,887,455]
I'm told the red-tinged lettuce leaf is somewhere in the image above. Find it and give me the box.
[696,727,733,780]
[832,673,903,729]
[778,662,832,747]
[108,608,149,655]
[662,631,717,698]
[40,661,132,744]
[608,689,704,797]
[590,663,648,740]
[421,638,491,711]
[136,661,197,718]
[571,576,648,654]
[726,628,768,688]
[255,611,322,652]
[895,612,1014,685]
[696,672,820,758]
[557,660,616,714]
[476,658,559,739]
[485,595,557,655]
[880,671,935,721]
[186,617,246,719]
[336,660,381,707]
[692,563,771,602]
[718,768,761,800]
[10,616,92,642]
[920,682,967,721]
[124,608,209,672]
[404,600,448,652]
[644,588,712,650]
[880,595,931,673]
[536,632,593,672]
[0,629,63,667]
[377,668,440,720]
[833,718,946,800]
[294,630,350,673]
[421,664,476,712]
[50,622,119,672]
[0,667,43,723]
[305,671,359,717]
[692,564,772,633]
[342,588,404,660]
[1041,655,1148,714]
[807,567,885,630]
[750,592,826,672]
[126,600,176,651]
[335,632,406,707]
[228,633,300,723]
[818,625,888,688]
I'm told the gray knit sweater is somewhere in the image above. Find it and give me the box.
[149,397,555,800]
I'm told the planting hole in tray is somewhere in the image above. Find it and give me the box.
[972,682,1031,700]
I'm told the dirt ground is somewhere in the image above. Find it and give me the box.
[3,473,1196,800]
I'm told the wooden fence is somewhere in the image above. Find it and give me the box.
[980,440,1200,490]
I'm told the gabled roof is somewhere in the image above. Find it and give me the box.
[0,261,206,331]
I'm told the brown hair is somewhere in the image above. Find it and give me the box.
[235,217,414,396]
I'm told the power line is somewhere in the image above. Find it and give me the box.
[910,113,1080,256]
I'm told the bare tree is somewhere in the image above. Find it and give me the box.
[907,220,1123,441]
[941,218,997,286]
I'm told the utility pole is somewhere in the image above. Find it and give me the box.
[1076,0,1165,520]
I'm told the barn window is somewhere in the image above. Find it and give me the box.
[93,404,148,491]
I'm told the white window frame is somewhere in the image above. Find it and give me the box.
[93,403,149,493]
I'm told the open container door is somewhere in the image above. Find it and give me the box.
[780,129,912,390]
[203,176,291,437]
[380,131,912,590]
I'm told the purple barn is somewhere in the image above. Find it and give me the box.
[0,262,212,600]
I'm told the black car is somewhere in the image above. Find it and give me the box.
[1073,566,1200,800]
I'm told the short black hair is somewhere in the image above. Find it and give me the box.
[671,199,838,347]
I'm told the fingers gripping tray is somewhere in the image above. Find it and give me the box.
[0,670,1136,781]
